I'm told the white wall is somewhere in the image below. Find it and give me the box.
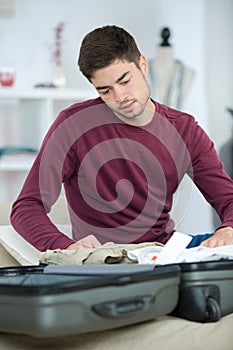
[204,0,233,151]
[0,0,232,234]
[0,0,207,120]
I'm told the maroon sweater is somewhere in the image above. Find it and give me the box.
[10,98,233,251]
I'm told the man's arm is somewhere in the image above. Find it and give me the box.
[10,111,76,251]
[10,157,76,251]
[187,119,233,242]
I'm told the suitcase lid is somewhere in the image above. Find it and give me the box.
[0,264,180,296]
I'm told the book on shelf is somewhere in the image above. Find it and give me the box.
[0,146,38,170]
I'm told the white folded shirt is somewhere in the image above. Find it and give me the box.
[127,232,233,265]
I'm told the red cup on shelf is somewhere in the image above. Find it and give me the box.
[0,66,16,87]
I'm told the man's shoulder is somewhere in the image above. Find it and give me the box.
[156,101,194,124]
[155,102,197,136]
[62,97,103,117]
[44,97,104,136]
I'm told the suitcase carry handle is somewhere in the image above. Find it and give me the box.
[92,295,155,318]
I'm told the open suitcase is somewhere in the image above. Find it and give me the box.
[172,259,233,322]
[0,264,180,338]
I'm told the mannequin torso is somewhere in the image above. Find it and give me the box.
[148,28,195,109]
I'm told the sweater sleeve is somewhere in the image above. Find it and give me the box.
[10,111,76,251]
[187,119,233,230]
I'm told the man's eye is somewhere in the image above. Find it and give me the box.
[122,79,130,85]
[101,89,110,95]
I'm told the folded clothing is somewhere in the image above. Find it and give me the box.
[40,242,164,265]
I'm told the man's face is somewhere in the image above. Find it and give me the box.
[91,56,154,125]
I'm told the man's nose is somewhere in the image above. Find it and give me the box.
[113,87,127,102]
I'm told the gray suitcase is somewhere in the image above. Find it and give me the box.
[0,264,180,337]
[172,260,233,322]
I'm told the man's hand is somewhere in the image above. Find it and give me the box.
[200,226,233,248]
[66,234,102,250]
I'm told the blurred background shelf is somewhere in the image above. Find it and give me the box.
[0,88,96,100]
[0,88,95,201]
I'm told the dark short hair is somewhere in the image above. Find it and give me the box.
[78,25,141,81]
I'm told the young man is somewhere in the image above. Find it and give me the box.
[11,25,233,251]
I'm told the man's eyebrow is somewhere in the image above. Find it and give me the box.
[96,71,130,91]
[116,71,130,83]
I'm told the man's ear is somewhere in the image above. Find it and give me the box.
[139,55,148,76]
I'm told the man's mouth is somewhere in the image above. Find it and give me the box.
[120,100,135,112]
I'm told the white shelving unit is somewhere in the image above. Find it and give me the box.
[0,87,96,202]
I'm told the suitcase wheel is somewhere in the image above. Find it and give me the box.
[206,297,221,322]
[172,284,221,323]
